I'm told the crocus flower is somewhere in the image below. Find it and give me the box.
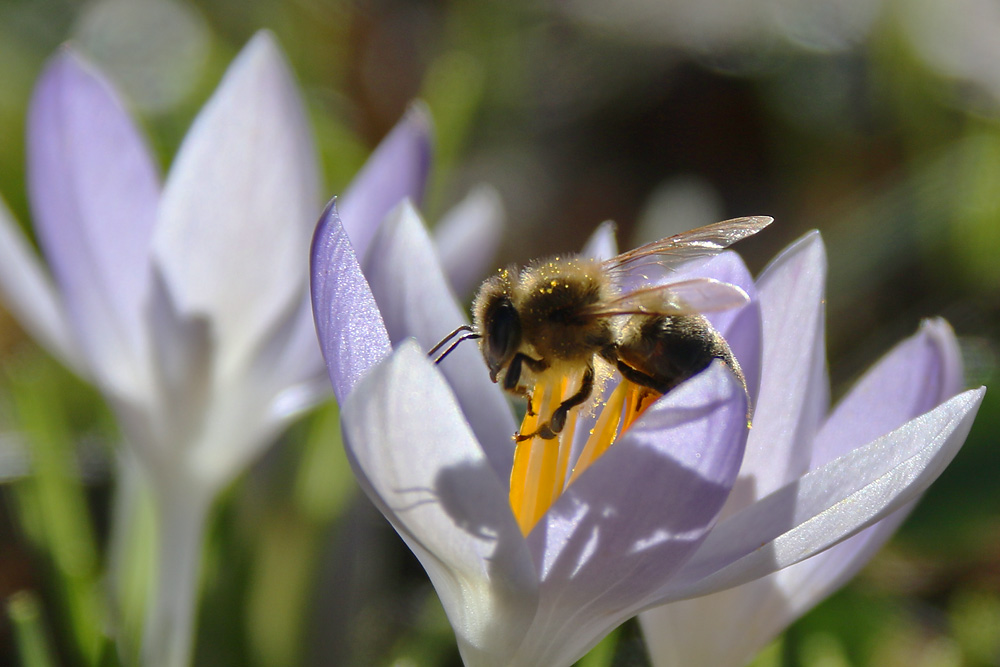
[311,198,983,667]
[0,32,430,666]
[637,234,970,666]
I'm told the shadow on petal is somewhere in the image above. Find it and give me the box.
[513,365,748,666]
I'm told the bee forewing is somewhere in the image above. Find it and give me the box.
[581,278,750,317]
[605,215,773,276]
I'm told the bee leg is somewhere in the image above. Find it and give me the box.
[615,360,669,393]
[515,385,536,416]
[549,365,595,433]
[515,366,595,441]
[504,353,548,392]
[506,353,548,416]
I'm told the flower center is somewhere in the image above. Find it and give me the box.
[508,373,659,535]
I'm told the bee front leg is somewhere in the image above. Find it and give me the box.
[515,365,595,441]
[615,360,669,393]
[506,353,548,415]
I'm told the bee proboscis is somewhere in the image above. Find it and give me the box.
[430,216,772,441]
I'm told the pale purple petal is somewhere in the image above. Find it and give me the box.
[660,388,984,601]
[339,103,432,261]
[640,253,961,667]
[341,343,538,666]
[731,231,829,509]
[812,317,963,468]
[581,220,619,260]
[513,363,747,666]
[0,197,84,373]
[27,49,160,385]
[638,233,832,667]
[363,201,516,480]
[310,200,390,404]
[433,184,505,299]
[153,31,320,371]
[763,318,966,620]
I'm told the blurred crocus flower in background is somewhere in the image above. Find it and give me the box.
[311,198,984,666]
[638,237,973,666]
[0,31,430,666]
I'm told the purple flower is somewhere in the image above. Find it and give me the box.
[311,192,982,664]
[0,32,429,666]
[637,235,973,666]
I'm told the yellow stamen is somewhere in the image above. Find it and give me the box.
[509,380,562,535]
[509,374,659,536]
[622,383,660,432]
[568,380,627,485]
[623,382,641,432]
[553,376,577,498]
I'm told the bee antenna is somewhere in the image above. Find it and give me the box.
[428,324,475,357]
[433,333,481,365]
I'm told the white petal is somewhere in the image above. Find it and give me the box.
[152,31,320,374]
[642,500,914,667]
[660,388,984,600]
[581,220,618,260]
[0,196,84,373]
[363,201,517,480]
[640,578,783,667]
[433,184,505,298]
[133,267,213,468]
[726,231,829,514]
[251,290,330,421]
[341,343,538,666]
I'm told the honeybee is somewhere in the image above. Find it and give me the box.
[430,216,772,441]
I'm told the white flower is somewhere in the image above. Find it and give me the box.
[0,31,430,666]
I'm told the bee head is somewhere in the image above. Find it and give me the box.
[473,267,521,383]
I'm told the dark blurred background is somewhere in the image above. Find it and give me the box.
[0,0,997,665]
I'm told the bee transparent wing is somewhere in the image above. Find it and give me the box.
[580,278,750,317]
[604,216,772,278]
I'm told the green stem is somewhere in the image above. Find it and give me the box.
[8,365,105,664]
[141,481,213,667]
[8,591,58,667]
[107,452,155,664]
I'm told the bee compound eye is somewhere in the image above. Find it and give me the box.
[485,298,521,373]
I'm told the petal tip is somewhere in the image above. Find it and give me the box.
[403,99,434,136]
[917,316,955,339]
[242,29,283,61]
[791,228,825,258]
[35,46,106,97]
[310,197,343,265]
[224,28,292,90]
[758,228,827,285]
[401,99,434,171]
